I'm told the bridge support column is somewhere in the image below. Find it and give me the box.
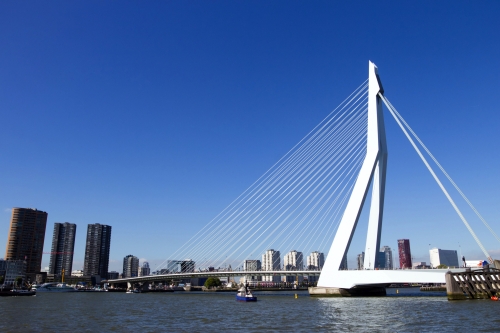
[127,282,132,290]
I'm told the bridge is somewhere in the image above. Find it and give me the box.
[108,270,320,287]
[108,61,498,295]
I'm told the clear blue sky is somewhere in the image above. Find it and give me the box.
[1,1,499,271]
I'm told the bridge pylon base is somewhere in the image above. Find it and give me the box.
[308,286,386,297]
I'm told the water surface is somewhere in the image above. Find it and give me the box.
[1,288,498,332]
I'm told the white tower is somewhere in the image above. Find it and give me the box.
[317,61,387,287]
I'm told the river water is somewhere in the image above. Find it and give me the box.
[1,288,499,332]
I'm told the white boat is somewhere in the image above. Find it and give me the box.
[34,283,78,292]
[236,284,257,302]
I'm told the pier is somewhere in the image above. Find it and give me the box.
[446,267,500,300]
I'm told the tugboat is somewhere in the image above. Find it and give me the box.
[236,283,257,302]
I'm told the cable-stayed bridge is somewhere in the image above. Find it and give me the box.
[108,62,498,295]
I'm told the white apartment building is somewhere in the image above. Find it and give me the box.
[262,249,280,283]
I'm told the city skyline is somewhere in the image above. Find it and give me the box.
[1,2,499,272]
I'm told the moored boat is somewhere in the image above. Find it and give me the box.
[0,289,36,297]
[35,283,78,292]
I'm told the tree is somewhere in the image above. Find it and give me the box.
[436,264,448,269]
[0,275,4,285]
[14,276,23,288]
[204,277,222,289]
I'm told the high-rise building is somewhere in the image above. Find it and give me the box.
[244,260,261,271]
[262,249,280,282]
[306,251,324,283]
[357,252,365,270]
[244,259,262,283]
[83,224,112,278]
[376,251,386,269]
[284,250,303,283]
[380,246,393,269]
[307,251,325,270]
[107,271,119,279]
[139,261,150,276]
[5,208,48,276]
[429,248,459,268]
[181,259,195,273]
[284,250,303,270]
[122,255,139,278]
[340,255,348,270]
[398,239,412,269]
[48,222,76,277]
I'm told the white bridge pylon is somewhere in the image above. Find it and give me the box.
[318,61,387,288]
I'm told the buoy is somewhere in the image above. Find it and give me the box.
[295,294,298,299]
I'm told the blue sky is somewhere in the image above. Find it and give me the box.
[1,1,499,271]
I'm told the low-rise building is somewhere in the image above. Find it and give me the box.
[429,248,459,268]
[0,259,27,286]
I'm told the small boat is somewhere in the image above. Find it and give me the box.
[236,283,257,302]
[126,289,134,294]
[491,296,498,301]
[35,283,78,292]
[0,289,36,297]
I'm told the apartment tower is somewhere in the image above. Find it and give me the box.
[48,222,76,277]
[122,254,139,278]
[398,239,412,269]
[83,224,112,278]
[5,208,48,275]
[262,249,280,282]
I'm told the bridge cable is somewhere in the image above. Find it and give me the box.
[380,94,493,263]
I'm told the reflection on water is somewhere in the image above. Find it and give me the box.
[1,288,498,332]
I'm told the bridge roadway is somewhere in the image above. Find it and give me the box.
[106,270,320,285]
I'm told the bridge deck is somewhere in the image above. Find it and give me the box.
[107,270,320,284]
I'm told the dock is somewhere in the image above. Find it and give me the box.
[446,267,500,300]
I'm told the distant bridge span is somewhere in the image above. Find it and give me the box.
[106,270,320,285]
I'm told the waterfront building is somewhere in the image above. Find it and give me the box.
[107,271,119,279]
[0,259,27,286]
[397,239,412,269]
[262,249,280,283]
[5,208,48,276]
[340,255,348,270]
[139,261,151,276]
[307,251,324,270]
[412,261,430,269]
[284,250,303,283]
[83,224,112,278]
[357,252,365,270]
[244,259,261,271]
[243,259,262,283]
[376,251,386,269]
[48,222,76,278]
[284,250,303,270]
[166,260,180,273]
[123,255,139,278]
[380,245,393,269]
[181,259,195,273]
[429,248,459,268]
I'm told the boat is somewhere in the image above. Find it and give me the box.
[0,289,36,297]
[236,284,257,302]
[34,283,78,292]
